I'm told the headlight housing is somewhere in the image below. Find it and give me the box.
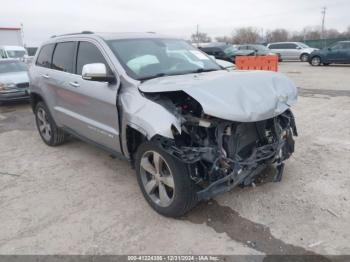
[0,82,16,91]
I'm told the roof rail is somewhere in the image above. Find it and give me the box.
[51,31,94,38]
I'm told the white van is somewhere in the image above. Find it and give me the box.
[0,45,28,59]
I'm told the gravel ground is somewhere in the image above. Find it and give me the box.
[0,62,349,258]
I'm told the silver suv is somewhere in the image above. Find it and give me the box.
[29,32,298,217]
[267,42,318,62]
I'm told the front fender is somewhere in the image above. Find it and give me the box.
[119,87,181,156]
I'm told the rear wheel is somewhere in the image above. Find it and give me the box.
[135,141,198,217]
[35,102,67,146]
[310,56,321,66]
[300,53,309,62]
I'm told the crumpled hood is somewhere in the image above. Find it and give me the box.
[0,71,29,85]
[139,70,298,122]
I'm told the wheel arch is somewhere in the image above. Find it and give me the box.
[300,52,310,60]
[125,124,148,166]
[30,92,45,112]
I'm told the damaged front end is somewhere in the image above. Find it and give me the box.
[146,91,298,200]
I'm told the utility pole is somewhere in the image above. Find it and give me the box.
[321,6,327,48]
[196,24,199,45]
[20,22,25,47]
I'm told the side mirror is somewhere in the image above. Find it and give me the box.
[296,46,302,50]
[327,47,332,51]
[82,63,115,83]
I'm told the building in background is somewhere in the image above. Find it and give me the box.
[0,27,23,46]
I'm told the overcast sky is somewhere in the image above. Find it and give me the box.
[1,0,350,46]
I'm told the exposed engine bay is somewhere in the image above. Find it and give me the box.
[144,91,298,200]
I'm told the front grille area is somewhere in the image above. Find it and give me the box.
[16,82,29,88]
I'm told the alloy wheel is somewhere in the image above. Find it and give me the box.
[140,151,175,207]
[37,108,52,141]
[311,57,321,66]
[301,54,309,62]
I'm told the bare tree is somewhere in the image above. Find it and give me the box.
[325,29,341,39]
[343,26,350,37]
[215,36,233,44]
[191,32,212,43]
[266,29,289,43]
[231,27,260,44]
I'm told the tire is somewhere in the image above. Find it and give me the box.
[310,56,321,66]
[135,141,198,217]
[300,53,309,62]
[35,101,67,146]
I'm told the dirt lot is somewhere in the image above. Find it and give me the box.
[0,62,349,257]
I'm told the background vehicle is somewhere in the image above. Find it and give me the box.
[29,32,297,217]
[198,43,254,63]
[267,42,318,62]
[309,41,350,66]
[0,45,28,60]
[236,44,282,61]
[0,59,30,103]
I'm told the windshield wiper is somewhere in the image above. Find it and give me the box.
[139,73,168,81]
[190,68,221,74]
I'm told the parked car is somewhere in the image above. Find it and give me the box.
[0,45,28,60]
[267,42,318,62]
[309,41,350,66]
[0,59,30,103]
[198,43,254,63]
[236,44,282,61]
[29,32,298,217]
[215,58,235,70]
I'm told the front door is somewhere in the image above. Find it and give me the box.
[51,40,122,153]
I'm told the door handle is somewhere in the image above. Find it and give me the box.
[69,81,80,88]
[41,74,50,79]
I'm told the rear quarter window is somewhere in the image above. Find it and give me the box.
[36,44,55,68]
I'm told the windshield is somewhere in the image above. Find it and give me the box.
[223,46,237,55]
[6,50,26,58]
[298,43,309,48]
[0,60,27,74]
[107,38,221,80]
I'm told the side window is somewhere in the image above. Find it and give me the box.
[52,42,76,73]
[36,44,55,68]
[344,42,350,49]
[76,41,111,75]
[286,43,297,49]
[268,44,280,49]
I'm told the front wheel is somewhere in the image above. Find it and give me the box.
[135,141,198,217]
[310,56,321,66]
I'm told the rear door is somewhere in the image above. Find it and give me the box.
[52,40,121,152]
[269,44,287,59]
[31,44,57,115]
[283,43,300,60]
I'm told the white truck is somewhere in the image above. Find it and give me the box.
[0,27,27,59]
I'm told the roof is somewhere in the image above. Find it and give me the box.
[51,31,177,41]
[198,42,230,48]
[1,45,26,50]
